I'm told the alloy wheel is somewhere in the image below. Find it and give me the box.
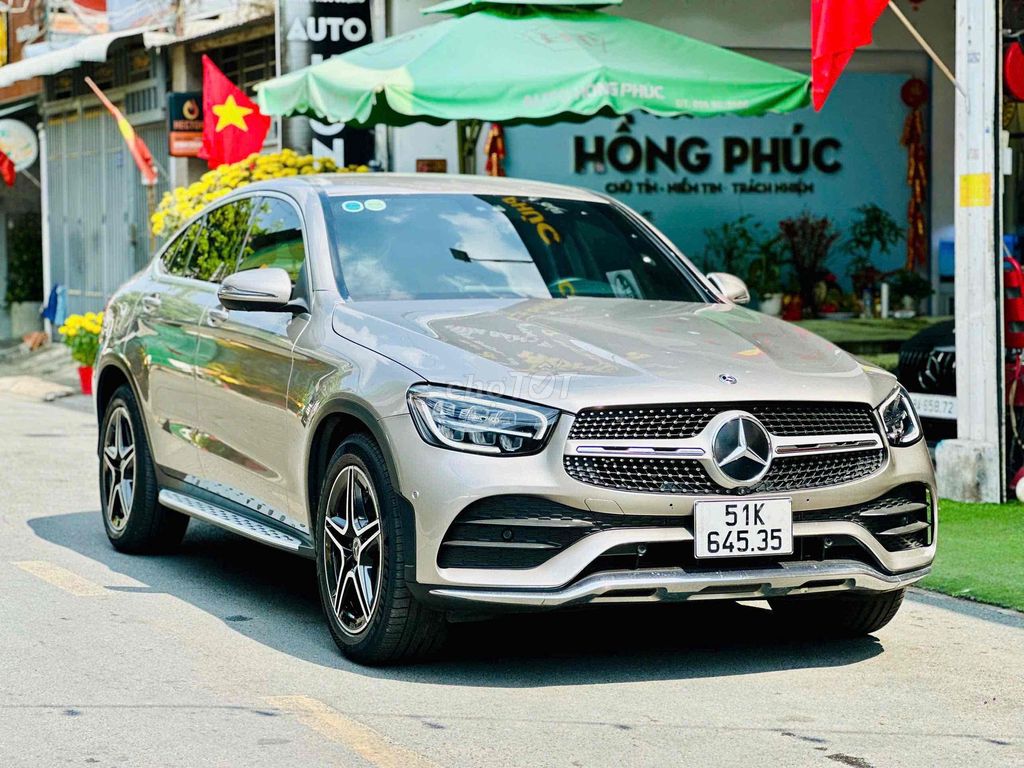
[323,465,383,635]
[102,405,136,532]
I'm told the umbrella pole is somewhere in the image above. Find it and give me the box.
[458,119,483,174]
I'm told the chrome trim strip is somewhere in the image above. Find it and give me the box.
[575,445,706,458]
[772,433,884,456]
[430,562,931,607]
[462,517,593,528]
[442,540,559,550]
[877,521,931,536]
[566,432,883,461]
[856,502,928,517]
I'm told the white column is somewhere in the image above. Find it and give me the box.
[38,123,52,336]
[936,0,1004,502]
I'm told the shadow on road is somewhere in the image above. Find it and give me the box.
[32,510,886,686]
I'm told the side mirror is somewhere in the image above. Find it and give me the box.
[707,272,751,305]
[217,267,294,312]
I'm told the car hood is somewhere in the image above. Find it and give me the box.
[331,298,896,412]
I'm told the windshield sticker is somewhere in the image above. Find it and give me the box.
[555,279,577,297]
[364,199,387,212]
[502,196,563,245]
[341,200,365,213]
[607,269,643,299]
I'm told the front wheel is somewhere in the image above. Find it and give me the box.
[314,434,447,665]
[100,384,188,553]
[768,588,906,637]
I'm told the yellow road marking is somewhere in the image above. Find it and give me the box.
[266,695,440,768]
[13,561,107,597]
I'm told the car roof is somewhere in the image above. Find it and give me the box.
[241,173,608,202]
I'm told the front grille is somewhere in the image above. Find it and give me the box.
[564,449,887,495]
[568,402,877,441]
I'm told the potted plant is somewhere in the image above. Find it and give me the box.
[701,215,762,277]
[844,204,903,317]
[58,312,103,394]
[886,269,933,316]
[778,212,840,317]
[4,213,43,338]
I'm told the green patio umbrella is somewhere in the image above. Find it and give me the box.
[257,0,809,127]
[257,0,809,171]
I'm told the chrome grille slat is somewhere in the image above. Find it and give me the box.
[568,402,877,441]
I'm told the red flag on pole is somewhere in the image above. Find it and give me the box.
[0,149,15,187]
[811,0,890,111]
[84,76,158,186]
[199,55,271,169]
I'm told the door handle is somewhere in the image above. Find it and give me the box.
[207,308,230,327]
[141,294,162,314]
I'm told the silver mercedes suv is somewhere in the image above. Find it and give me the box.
[95,174,936,664]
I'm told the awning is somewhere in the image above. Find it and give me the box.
[0,28,145,89]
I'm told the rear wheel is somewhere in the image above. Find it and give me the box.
[769,589,905,637]
[314,434,447,665]
[100,384,188,553]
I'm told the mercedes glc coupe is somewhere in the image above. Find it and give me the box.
[95,175,936,664]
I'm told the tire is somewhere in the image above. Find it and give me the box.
[314,434,447,665]
[769,588,905,637]
[99,384,189,553]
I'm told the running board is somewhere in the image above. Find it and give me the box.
[159,490,309,554]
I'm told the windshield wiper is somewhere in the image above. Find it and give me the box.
[450,248,532,264]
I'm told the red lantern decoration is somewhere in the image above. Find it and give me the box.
[1006,41,1024,102]
[901,77,929,271]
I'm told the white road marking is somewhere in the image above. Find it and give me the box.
[266,694,441,768]
[13,560,107,597]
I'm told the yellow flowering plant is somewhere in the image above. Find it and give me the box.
[151,150,368,238]
[58,312,103,367]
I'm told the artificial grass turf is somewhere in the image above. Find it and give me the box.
[920,500,1024,612]
[793,316,949,345]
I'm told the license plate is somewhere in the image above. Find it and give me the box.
[908,392,957,421]
[694,499,793,559]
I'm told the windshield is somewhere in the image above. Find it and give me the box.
[324,194,710,302]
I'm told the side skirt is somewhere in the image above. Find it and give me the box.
[159,488,315,558]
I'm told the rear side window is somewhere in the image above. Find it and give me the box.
[190,198,257,283]
[237,197,306,283]
[161,219,203,278]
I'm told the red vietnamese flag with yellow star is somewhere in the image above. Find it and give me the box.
[199,55,271,169]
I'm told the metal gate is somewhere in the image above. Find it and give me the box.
[45,52,169,316]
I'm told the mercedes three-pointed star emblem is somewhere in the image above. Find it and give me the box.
[709,413,773,487]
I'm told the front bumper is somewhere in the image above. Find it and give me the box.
[429,561,931,608]
[381,412,938,603]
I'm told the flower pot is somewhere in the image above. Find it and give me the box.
[77,366,94,396]
[759,294,783,317]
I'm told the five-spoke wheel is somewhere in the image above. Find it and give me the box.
[323,465,383,635]
[315,435,447,664]
[102,404,136,532]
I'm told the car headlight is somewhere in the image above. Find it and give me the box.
[407,385,560,456]
[878,385,923,446]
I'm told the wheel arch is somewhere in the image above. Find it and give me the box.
[305,397,416,574]
[94,357,152,455]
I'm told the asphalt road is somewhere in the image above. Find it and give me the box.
[1,390,1021,768]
